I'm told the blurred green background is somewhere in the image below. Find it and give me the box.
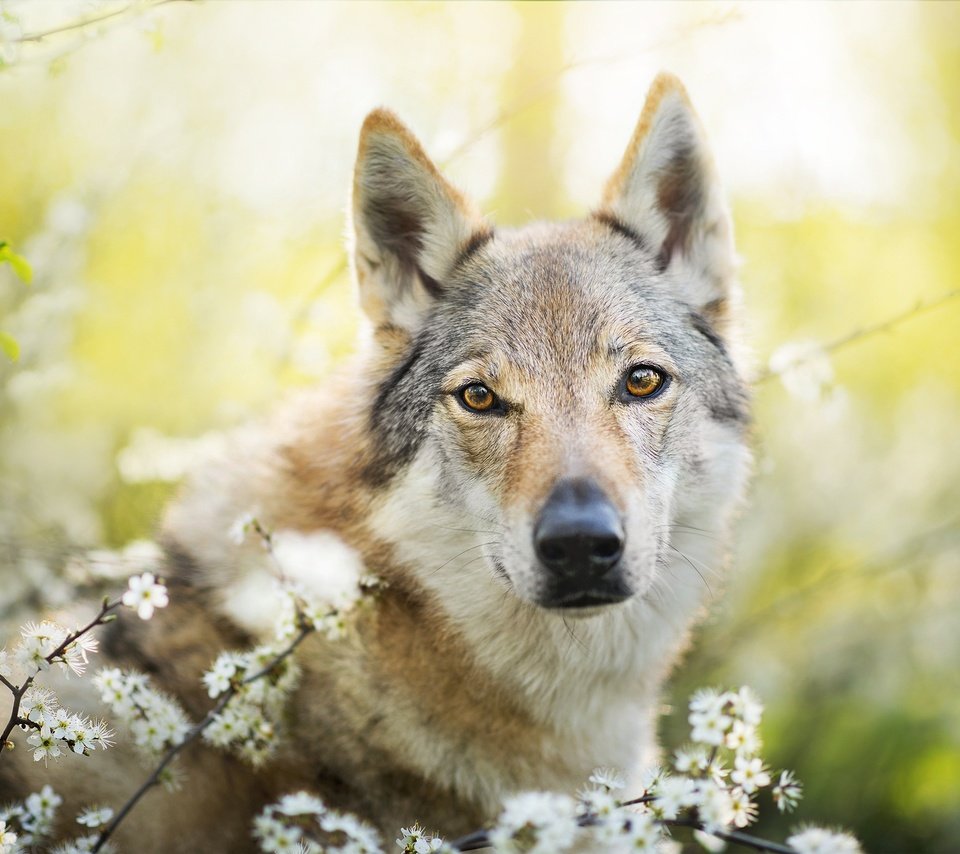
[1,2,958,851]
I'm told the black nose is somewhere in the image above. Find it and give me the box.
[534,478,625,581]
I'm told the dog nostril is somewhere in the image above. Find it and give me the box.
[591,535,622,561]
[539,540,566,563]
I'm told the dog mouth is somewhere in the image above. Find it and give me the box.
[489,556,632,611]
[544,590,631,609]
[540,585,633,611]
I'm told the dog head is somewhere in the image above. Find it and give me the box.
[352,74,749,614]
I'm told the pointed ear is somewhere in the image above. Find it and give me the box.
[598,73,736,324]
[350,109,490,333]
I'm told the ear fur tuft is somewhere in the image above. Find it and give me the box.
[598,72,736,316]
[351,110,486,333]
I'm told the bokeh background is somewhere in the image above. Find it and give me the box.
[1,2,958,851]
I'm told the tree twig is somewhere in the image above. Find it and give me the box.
[663,816,797,854]
[756,288,960,384]
[440,9,741,167]
[91,625,313,852]
[0,598,120,754]
[447,795,798,854]
[15,0,182,44]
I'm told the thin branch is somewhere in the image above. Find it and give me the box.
[448,794,798,854]
[0,598,120,754]
[448,829,492,852]
[91,625,314,852]
[664,817,797,854]
[15,0,181,44]
[696,515,960,669]
[440,9,742,167]
[756,288,960,384]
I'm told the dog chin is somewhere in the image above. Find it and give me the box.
[543,600,628,619]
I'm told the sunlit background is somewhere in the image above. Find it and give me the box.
[1,2,958,851]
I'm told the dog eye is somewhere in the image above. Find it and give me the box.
[458,382,501,414]
[623,365,668,400]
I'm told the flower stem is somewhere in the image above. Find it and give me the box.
[91,625,313,852]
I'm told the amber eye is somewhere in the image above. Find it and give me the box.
[624,365,667,399]
[459,382,498,413]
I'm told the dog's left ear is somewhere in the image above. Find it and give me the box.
[598,73,736,324]
[350,109,489,334]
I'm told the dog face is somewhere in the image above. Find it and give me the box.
[353,74,749,614]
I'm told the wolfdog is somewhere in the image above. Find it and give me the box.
[1,73,750,850]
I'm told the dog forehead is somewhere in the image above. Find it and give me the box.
[441,221,673,366]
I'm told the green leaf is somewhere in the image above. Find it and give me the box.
[0,330,20,362]
[0,241,32,284]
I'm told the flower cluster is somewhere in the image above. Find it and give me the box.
[202,645,300,766]
[2,620,97,682]
[786,826,863,854]
[253,791,382,854]
[642,686,774,830]
[48,805,117,854]
[19,686,114,763]
[489,792,581,853]
[0,785,61,850]
[0,575,166,767]
[273,579,377,644]
[0,793,117,854]
[396,824,450,854]
[476,686,858,853]
[93,668,191,762]
[202,518,381,767]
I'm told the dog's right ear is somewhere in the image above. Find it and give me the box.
[598,73,736,326]
[350,110,489,334]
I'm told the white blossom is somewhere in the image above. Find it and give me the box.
[727,787,758,828]
[14,621,68,675]
[588,767,626,792]
[787,826,862,854]
[726,686,764,727]
[121,572,169,620]
[22,785,62,839]
[652,776,697,820]
[725,719,761,757]
[636,764,664,793]
[489,792,579,853]
[61,632,99,677]
[396,823,446,853]
[673,745,709,774]
[95,668,190,756]
[0,820,17,854]
[576,786,619,818]
[689,706,732,746]
[767,339,834,402]
[26,724,62,763]
[610,811,661,853]
[229,511,257,545]
[773,769,804,813]
[689,687,725,715]
[319,810,382,852]
[276,792,325,817]
[254,797,383,854]
[49,837,110,854]
[202,652,244,698]
[76,806,113,828]
[730,756,770,794]
[22,686,57,724]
